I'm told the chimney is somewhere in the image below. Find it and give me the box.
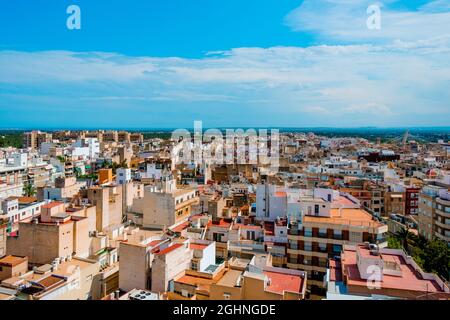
[114,290,120,300]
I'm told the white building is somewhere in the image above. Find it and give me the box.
[116,168,132,185]
[256,184,287,221]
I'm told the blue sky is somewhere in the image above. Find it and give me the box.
[0,0,449,128]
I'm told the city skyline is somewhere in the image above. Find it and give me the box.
[1,0,449,128]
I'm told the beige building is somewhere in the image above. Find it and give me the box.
[417,185,440,241]
[287,190,388,290]
[417,183,450,242]
[435,189,450,244]
[151,242,193,293]
[82,184,123,232]
[38,177,85,202]
[23,131,52,149]
[1,256,101,300]
[209,256,307,300]
[0,255,28,281]
[7,202,92,265]
[0,218,7,257]
[142,181,199,230]
[384,191,405,216]
[118,229,166,292]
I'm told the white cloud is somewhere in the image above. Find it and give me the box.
[0,29,449,126]
[285,0,450,43]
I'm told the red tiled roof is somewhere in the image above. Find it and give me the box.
[42,202,63,209]
[207,219,231,228]
[171,221,190,233]
[147,240,163,248]
[189,243,208,250]
[155,243,184,256]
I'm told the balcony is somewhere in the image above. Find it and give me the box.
[435,208,450,219]
[435,219,450,230]
[228,240,265,254]
[288,229,302,236]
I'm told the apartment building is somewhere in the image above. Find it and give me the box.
[207,194,227,219]
[0,218,6,257]
[435,188,450,244]
[7,202,92,265]
[340,182,385,217]
[83,184,123,232]
[151,241,193,293]
[38,177,86,202]
[205,218,233,258]
[417,184,440,240]
[118,229,166,292]
[405,187,420,215]
[168,241,222,300]
[142,179,199,230]
[1,197,45,231]
[23,131,52,150]
[102,131,119,143]
[384,191,405,216]
[326,244,450,300]
[0,155,27,199]
[287,188,388,290]
[209,255,307,300]
[1,256,101,300]
[256,184,287,221]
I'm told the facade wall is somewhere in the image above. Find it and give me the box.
[0,222,7,257]
[119,243,150,292]
[151,245,192,293]
[73,218,91,258]
[0,259,28,281]
[7,221,74,265]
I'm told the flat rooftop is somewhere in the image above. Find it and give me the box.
[0,255,27,267]
[215,269,243,287]
[304,208,384,228]
[342,246,445,294]
[264,271,304,295]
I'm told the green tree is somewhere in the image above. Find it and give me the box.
[23,182,36,197]
[420,239,450,281]
[387,235,402,249]
[393,227,417,253]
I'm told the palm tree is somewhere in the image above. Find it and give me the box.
[394,227,418,253]
[119,160,128,168]
[23,182,36,197]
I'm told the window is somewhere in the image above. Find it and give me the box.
[332,244,342,253]
[314,205,320,215]
[304,241,312,251]
[319,228,327,238]
[304,228,312,237]
[289,240,298,250]
[213,233,223,242]
[319,242,327,252]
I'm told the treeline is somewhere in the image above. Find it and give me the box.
[0,131,23,148]
[389,228,450,281]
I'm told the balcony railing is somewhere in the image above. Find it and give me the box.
[288,229,302,236]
